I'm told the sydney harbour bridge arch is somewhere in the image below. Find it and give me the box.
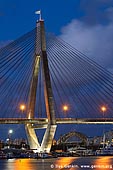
[57,131,88,145]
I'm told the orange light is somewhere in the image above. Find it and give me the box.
[101,106,107,112]
[63,105,69,111]
[20,104,26,112]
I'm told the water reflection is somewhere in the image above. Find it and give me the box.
[3,157,78,170]
[94,156,113,169]
[6,159,34,170]
[54,157,79,169]
[5,158,56,170]
[1,156,113,170]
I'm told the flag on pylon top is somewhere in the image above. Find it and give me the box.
[35,10,41,14]
[35,10,42,20]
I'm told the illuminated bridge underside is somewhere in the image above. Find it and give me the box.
[0,118,113,124]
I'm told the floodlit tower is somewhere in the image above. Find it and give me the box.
[25,12,57,153]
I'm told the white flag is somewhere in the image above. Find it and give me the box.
[35,10,41,15]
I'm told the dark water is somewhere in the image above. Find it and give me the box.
[0,156,113,170]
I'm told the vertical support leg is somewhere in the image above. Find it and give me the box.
[25,124,41,152]
[40,124,57,153]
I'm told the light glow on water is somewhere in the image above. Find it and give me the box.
[1,157,113,170]
[54,157,79,169]
[94,156,113,169]
[6,159,33,170]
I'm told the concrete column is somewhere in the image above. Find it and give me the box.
[25,124,40,152]
[40,124,57,153]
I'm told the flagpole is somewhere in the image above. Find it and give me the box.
[39,11,41,21]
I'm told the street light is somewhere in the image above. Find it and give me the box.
[63,105,69,112]
[100,106,107,117]
[8,129,13,146]
[101,106,107,113]
[8,129,13,139]
[62,104,69,117]
[8,129,13,134]
[100,106,107,149]
[19,104,26,113]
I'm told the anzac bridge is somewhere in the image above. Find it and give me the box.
[0,16,113,152]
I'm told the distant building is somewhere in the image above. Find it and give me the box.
[93,136,102,145]
[92,129,113,146]
[0,140,4,149]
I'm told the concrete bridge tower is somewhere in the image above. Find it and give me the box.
[25,18,57,153]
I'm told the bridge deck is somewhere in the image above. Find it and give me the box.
[0,118,113,124]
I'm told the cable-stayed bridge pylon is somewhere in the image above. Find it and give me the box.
[25,20,57,153]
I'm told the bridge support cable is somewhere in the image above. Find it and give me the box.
[0,29,37,118]
[47,45,101,118]
[0,29,36,68]
[49,69,65,118]
[48,51,93,118]
[47,41,103,117]
[48,44,112,118]
[0,48,35,118]
[47,34,113,87]
[48,34,113,84]
[46,34,113,118]
[47,34,113,92]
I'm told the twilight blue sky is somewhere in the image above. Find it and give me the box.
[0,0,113,72]
[0,0,113,140]
[0,0,83,40]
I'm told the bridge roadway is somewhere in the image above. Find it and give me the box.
[0,118,113,124]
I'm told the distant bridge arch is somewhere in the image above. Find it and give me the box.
[57,131,88,144]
